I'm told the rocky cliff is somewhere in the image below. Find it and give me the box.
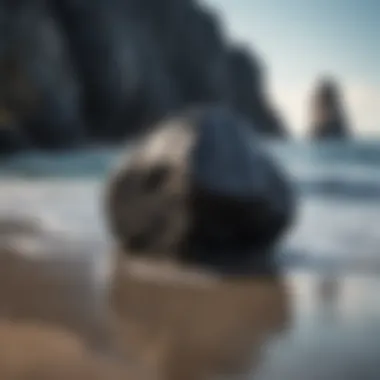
[0,0,287,155]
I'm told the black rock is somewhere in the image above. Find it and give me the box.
[49,0,182,141]
[105,106,295,275]
[0,0,289,154]
[0,126,31,157]
[49,0,284,143]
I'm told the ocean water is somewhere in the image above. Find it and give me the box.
[1,139,380,273]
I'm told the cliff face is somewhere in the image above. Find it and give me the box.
[227,47,287,137]
[0,0,287,154]
[309,78,350,139]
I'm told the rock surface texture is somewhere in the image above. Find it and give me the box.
[105,106,295,274]
[0,0,286,155]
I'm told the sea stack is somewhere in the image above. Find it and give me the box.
[105,105,295,274]
[309,78,351,139]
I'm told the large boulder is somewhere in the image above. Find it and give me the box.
[105,106,295,275]
[309,77,351,139]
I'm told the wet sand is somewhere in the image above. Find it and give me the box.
[0,227,379,379]
[0,179,379,379]
[255,270,380,380]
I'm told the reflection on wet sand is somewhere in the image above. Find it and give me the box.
[255,271,380,380]
[110,254,289,380]
[0,222,380,379]
[0,322,135,380]
[0,222,146,379]
[0,220,290,379]
[0,228,108,347]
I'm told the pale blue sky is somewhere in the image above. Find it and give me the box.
[204,0,380,136]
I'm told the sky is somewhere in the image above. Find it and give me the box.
[203,0,380,136]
